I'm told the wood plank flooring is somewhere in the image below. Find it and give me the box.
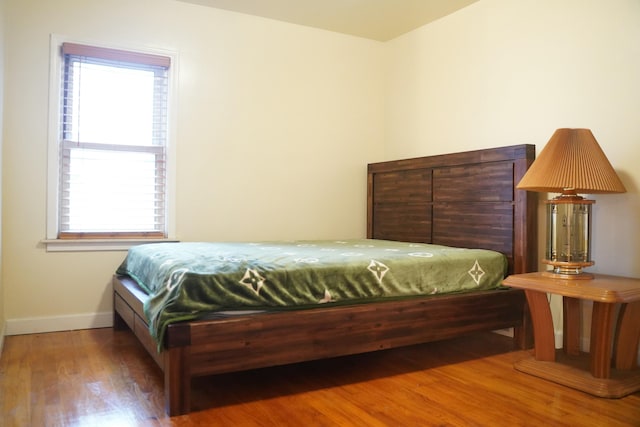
[1,328,638,426]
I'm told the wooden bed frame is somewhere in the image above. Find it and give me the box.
[113,144,537,415]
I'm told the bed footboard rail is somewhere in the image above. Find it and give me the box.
[162,288,527,415]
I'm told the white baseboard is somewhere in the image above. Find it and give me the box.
[555,328,564,349]
[5,312,113,336]
[554,329,588,350]
[0,322,6,356]
[492,328,514,337]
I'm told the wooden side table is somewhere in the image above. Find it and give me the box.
[504,272,640,398]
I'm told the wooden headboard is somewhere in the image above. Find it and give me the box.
[367,144,537,275]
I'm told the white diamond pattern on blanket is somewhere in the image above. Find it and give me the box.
[239,268,266,295]
[294,257,319,263]
[408,252,434,258]
[318,289,334,304]
[368,259,389,284]
[165,268,188,292]
[468,260,485,285]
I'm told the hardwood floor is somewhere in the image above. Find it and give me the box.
[1,329,638,426]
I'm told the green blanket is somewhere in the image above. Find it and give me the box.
[116,239,507,349]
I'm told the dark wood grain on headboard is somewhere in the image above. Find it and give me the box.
[367,145,537,275]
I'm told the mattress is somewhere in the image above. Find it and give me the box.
[116,239,508,347]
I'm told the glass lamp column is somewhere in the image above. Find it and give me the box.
[543,194,594,279]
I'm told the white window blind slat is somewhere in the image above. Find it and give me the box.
[58,44,170,238]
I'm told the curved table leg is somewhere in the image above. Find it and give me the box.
[614,301,640,371]
[525,290,555,361]
[563,296,581,356]
[590,302,617,379]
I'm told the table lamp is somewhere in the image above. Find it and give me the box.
[517,129,626,279]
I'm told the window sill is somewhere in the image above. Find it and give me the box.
[42,238,179,252]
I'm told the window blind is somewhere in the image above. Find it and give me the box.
[58,43,170,239]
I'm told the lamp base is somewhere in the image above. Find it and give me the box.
[541,259,594,280]
[541,271,594,280]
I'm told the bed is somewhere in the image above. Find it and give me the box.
[113,144,537,415]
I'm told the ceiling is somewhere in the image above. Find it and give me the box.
[176,0,479,41]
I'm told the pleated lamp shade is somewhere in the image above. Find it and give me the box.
[517,128,626,194]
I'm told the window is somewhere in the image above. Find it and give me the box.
[48,40,175,247]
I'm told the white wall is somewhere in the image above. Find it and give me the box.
[0,0,5,346]
[384,0,640,346]
[2,0,385,333]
